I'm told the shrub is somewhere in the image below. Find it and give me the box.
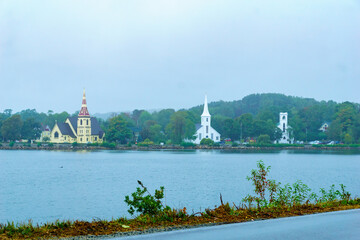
[232,142,239,147]
[258,134,271,144]
[124,180,167,216]
[200,138,214,146]
[72,142,78,147]
[137,139,154,147]
[9,142,15,147]
[180,142,196,147]
[37,142,42,147]
[48,143,54,147]
[101,142,116,149]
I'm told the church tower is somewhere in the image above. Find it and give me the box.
[77,89,92,143]
[279,112,288,133]
[201,95,211,138]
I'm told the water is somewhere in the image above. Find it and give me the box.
[0,149,359,224]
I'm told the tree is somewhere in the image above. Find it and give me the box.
[106,115,132,144]
[21,118,42,140]
[154,109,175,130]
[258,134,271,144]
[1,114,23,141]
[166,111,195,144]
[148,124,165,143]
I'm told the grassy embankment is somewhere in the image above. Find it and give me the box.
[1,161,359,239]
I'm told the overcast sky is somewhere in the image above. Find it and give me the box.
[0,0,359,114]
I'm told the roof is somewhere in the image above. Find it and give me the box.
[195,123,202,131]
[90,117,104,136]
[201,95,211,117]
[57,122,76,138]
[66,116,104,137]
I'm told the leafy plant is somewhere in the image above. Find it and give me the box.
[9,141,14,147]
[124,180,167,216]
[200,138,214,146]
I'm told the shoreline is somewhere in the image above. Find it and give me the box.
[0,145,359,151]
[1,201,359,240]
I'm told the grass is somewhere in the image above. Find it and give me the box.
[0,200,359,239]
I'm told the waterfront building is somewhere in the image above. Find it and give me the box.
[276,112,293,144]
[193,95,221,144]
[49,90,105,144]
[37,124,51,142]
[319,122,330,132]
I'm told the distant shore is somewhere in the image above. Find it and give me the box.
[0,143,359,151]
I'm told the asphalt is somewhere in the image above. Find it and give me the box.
[109,209,360,240]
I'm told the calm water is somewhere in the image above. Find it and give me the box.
[0,149,359,224]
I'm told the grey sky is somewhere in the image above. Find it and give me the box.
[0,0,359,114]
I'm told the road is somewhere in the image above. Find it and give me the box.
[111,209,360,240]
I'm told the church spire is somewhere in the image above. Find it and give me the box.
[201,95,211,117]
[78,89,90,116]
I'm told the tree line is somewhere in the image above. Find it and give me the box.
[1,93,359,144]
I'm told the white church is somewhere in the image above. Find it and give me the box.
[193,95,221,144]
[276,112,294,144]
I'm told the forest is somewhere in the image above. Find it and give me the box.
[0,93,359,144]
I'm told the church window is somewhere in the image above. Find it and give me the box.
[206,126,209,133]
[87,138,88,142]
[54,132,59,138]
[283,123,285,132]
[80,138,82,141]
[199,133,202,139]
[216,136,219,140]
[80,119,83,125]
[87,119,89,125]
[206,118,208,122]
[64,136,66,140]
[211,133,213,139]
[282,116,286,120]
[95,137,97,141]
[206,135,208,138]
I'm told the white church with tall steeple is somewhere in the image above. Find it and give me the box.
[193,95,221,144]
[276,112,294,144]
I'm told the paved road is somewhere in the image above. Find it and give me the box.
[112,209,360,240]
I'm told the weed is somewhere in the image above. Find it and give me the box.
[124,180,167,216]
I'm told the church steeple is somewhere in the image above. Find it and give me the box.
[78,89,90,117]
[201,95,211,117]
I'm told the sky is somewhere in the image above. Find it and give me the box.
[0,0,359,114]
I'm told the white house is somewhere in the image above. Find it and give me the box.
[276,112,294,144]
[319,122,330,132]
[193,95,221,144]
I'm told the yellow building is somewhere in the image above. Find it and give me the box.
[50,90,105,144]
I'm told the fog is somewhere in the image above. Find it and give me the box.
[0,0,359,113]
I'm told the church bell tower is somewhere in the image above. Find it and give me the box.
[77,89,91,143]
[201,95,211,138]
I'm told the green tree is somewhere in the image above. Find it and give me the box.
[258,134,271,144]
[166,111,195,144]
[148,124,165,143]
[154,109,175,130]
[1,114,23,141]
[344,133,353,144]
[106,115,132,144]
[21,118,42,140]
